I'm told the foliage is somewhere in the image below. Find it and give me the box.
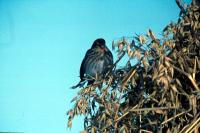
[68,0,200,132]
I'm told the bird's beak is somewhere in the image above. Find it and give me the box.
[100,46,108,52]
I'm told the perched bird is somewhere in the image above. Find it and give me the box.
[72,38,113,88]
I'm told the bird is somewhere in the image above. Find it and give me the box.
[72,38,113,88]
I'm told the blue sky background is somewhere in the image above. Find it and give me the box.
[0,0,191,133]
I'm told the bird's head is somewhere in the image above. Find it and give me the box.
[91,38,108,52]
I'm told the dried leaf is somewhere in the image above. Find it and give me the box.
[139,35,147,44]
[155,109,164,114]
[67,119,72,128]
[171,84,178,92]
[134,50,141,59]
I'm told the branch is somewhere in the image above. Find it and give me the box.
[161,110,190,125]
[171,64,200,91]
[101,106,178,132]
[181,113,200,133]
[176,0,186,14]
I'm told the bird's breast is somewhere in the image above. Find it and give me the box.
[85,59,104,78]
[83,47,113,80]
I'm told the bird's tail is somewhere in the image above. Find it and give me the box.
[71,81,86,89]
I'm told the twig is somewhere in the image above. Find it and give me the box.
[161,111,189,125]
[115,105,138,122]
[121,68,137,87]
[121,56,144,87]
[185,117,200,133]
[130,106,178,112]
[140,129,153,133]
[140,111,142,133]
[106,51,125,77]
[113,51,126,69]
[192,57,197,79]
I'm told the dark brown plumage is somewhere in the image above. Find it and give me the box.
[72,38,113,88]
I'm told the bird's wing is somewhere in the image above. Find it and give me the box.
[105,50,114,65]
[80,56,86,81]
[80,49,93,81]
